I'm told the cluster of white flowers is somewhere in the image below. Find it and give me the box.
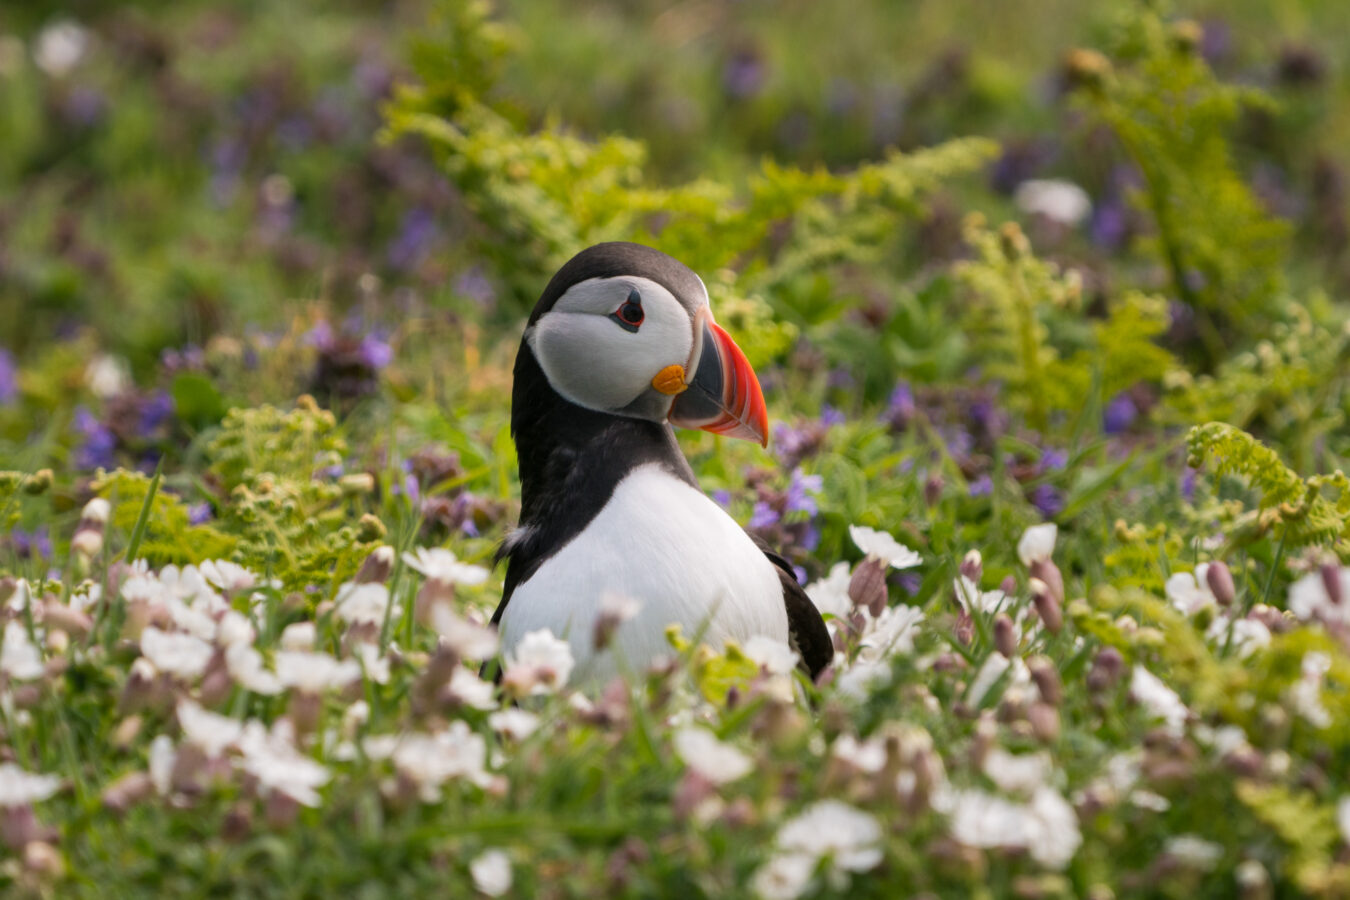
[673,727,753,785]
[941,784,1082,869]
[753,800,883,900]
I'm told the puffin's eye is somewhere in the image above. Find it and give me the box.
[608,288,645,333]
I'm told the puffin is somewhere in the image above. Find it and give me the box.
[490,242,832,685]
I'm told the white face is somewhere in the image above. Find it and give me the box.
[527,275,703,417]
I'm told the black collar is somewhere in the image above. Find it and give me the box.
[490,342,696,623]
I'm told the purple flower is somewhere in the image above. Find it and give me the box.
[722,49,766,100]
[139,391,174,432]
[1103,394,1138,434]
[401,472,421,508]
[72,407,117,471]
[785,469,823,517]
[188,503,214,525]
[304,321,335,351]
[800,522,821,552]
[1030,483,1064,518]
[968,474,994,497]
[0,349,17,405]
[895,572,922,596]
[883,382,917,430]
[386,208,437,271]
[1181,466,1199,503]
[11,526,52,561]
[820,405,846,427]
[793,565,808,586]
[454,267,496,308]
[748,502,780,529]
[711,489,732,508]
[358,334,393,370]
[1039,448,1068,472]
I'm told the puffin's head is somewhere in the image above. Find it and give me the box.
[524,242,769,445]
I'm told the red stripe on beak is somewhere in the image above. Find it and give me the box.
[668,317,769,447]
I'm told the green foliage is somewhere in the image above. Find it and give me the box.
[954,217,1175,433]
[1073,8,1291,360]
[384,0,996,329]
[91,468,236,564]
[1187,422,1350,555]
[204,396,380,589]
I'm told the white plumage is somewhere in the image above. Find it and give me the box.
[498,463,787,684]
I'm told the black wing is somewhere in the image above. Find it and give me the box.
[748,533,833,680]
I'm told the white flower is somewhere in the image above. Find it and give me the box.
[673,727,753,785]
[1017,524,1057,566]
[966,653,1012,709]
[953,575,1008,615]
[470,849,512,897]
[1337,796,1350,845]
[1165,834,1223,869]
[431,610,499,662]
[0,763,61,807]
[856,604,924,663]
[148,735,176,796]
[752,853,816,900]
[225,642,283,696]
[198,560,258,594]
[1014,179,1092,227]
[33,19,89,77]
[369,722,495,800]
[139,627,213,680]
[848,526,922,569]
[446,667,498,710]
[335,582,393,627]
[1129,666,1189,736]
[1288,569,1350,626]
[216,611,256,648]
[776,800,883,874]
[830,735,886,774]
[1,620,45,681]
[983,748,1052,794]
[280,622,317,651]
[1205,615,1270,659]
[275,650,361,693]
[488,709,539,741]
[833,657,891,701]
[744,636,799,675]
[402,547,490,586]
[503,629,574,694]
[237,722,330,807]
[1289,652,1332,729]
[943,785,1081,869]
[5,578,33,613]
[1166,567,1217,616]
[354,643,390,685]
[81,497,111,523]
[807,562,852,619]
[177,699,243,757]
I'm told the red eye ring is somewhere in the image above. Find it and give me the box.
[609,288,644,333]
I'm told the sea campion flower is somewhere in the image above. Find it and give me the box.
[177,700,244,759]
[469,849,513,897]
[1287,566,1350,627]
[1129,666,1189,736]
[673,727,753,785]
[941,784,1081,869]
[1,622,44,681]
[488,709,539,741]
[366,722,497,800]
[1166,566,1218,616]
[70,497,110,558]
[769,800,883,887]
[274,651,361,694]
[139,627,213,681]
[402,547,490,587]
[0,764,62,850]
[848,526,922,570]
[501,629,574,696]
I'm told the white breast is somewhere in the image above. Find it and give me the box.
[499,463,788,685]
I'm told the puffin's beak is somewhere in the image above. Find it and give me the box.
[667,309,769,447]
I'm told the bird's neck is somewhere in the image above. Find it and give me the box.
[510,344,696,531]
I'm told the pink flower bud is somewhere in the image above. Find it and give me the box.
[849,557,889,617]
[1205,561,1236,607]
[1028,656,1062,706]
[1320,564,1343,606]
[1028,558,1065,606]
[959,550,983,583]
[355,546,395,585]
[993,614,1018,658]
[1029,577,1063,634]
